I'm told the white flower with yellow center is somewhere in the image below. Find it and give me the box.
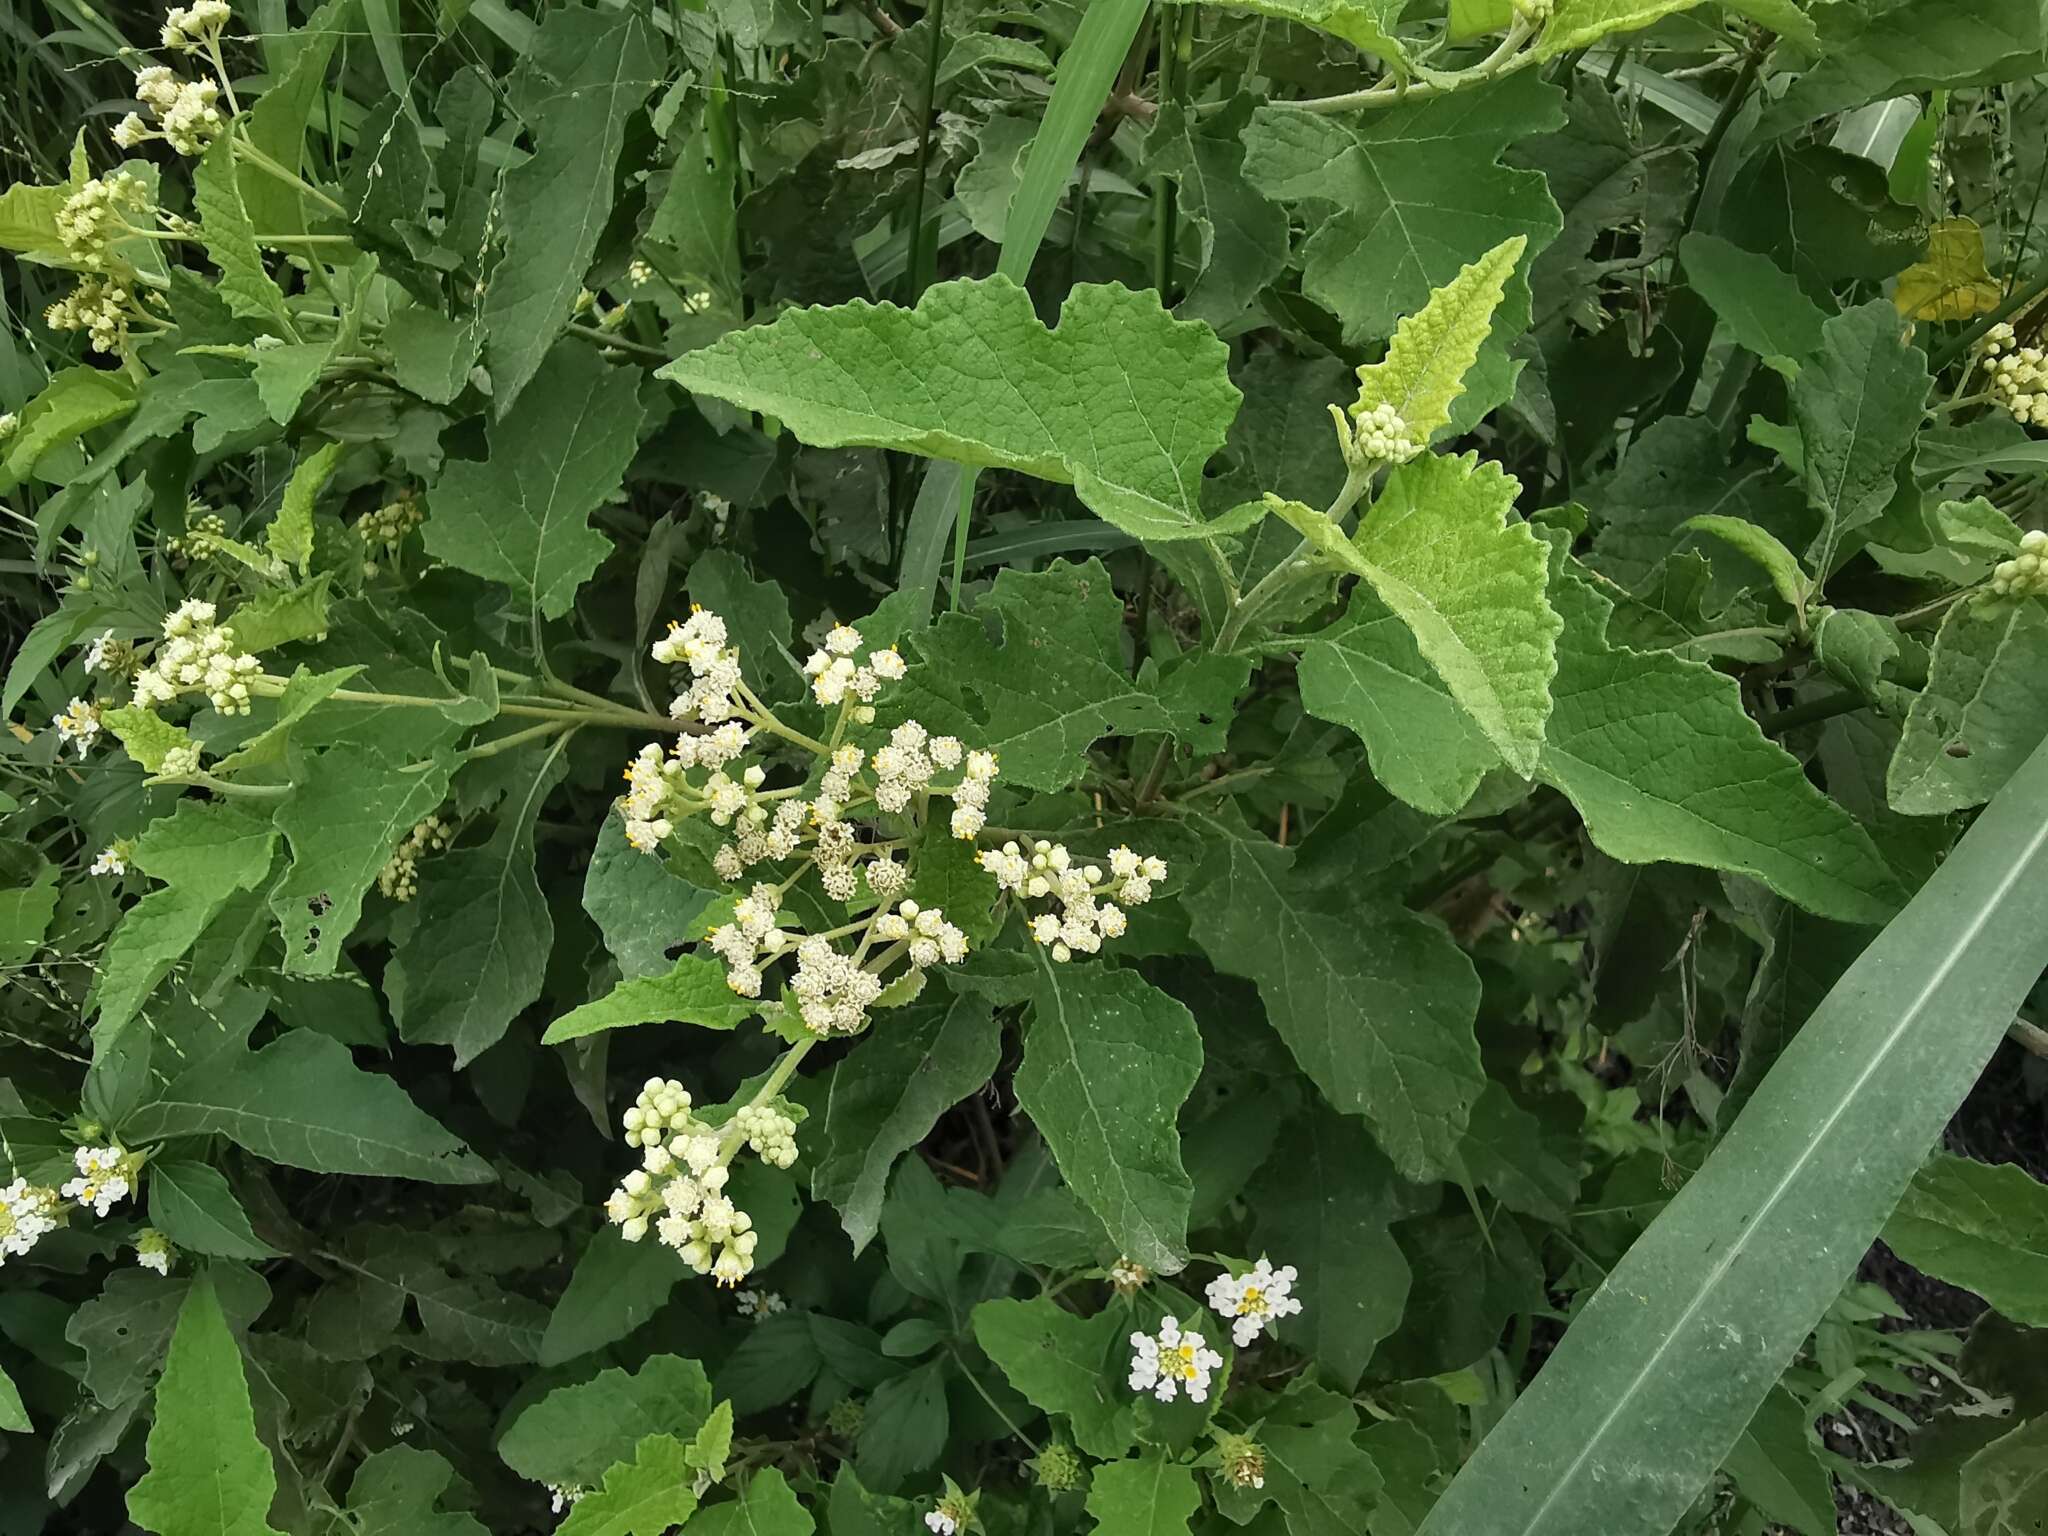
[1205,1258,1302,1347]
[1127,1317,1222,1403]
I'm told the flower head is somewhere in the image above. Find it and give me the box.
[1205,1258,1302,1348]
[1128,1317,1223,1403]
[0,1179,60,1264]
[135,1228,174,1275]
[55,698,102,756]
[92,843,131,877]
[61,1144,137,1217]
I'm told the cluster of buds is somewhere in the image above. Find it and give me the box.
[1344,400,1422,465]
[54,697,102,757]
[979,841,1164,962]
[117,62,225,155]
[377,815,452,901]
[1215,1432,1268,1491]
[0,1179,60,1266]
[731,1104,799,1168]
[165,508,229,566]
[803,623,906,708]
[1991,528,2048,599]
[130,599,263,716]
[1982,323,2047,429]
[1205,1258,1302,1347]
[62,1144,139,1218]
[161,0,233,53]
[56,174,149,270]
[872,899,969,970]
[84,630,136,678]
[604,1077,794,1286]
[354,491,426,575]
[45,274,141,355]
[1031,1443,1085,1493]
[1128,1317,1224,1404]
[652,607,745,724]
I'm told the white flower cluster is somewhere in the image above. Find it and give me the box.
[135,1227,175,1275]
[873,899,969,969]
[0,1179,60,1266]
[0,412,16,441]
[161,0,232,52]
[1128,1317,1223,1404]
[56,174,148,270]
[92,842,132,877]
[619,726,752,854]
[705,883,794,997]
[1350,401,1421,464]
[652,607,745,724]
[118,64,225,155]
[45,274,137,355]
[130,598,263,716]
[790,935,885,1035]
[978,841,1164,962]
[1991,528,2048,599]
[54,697,102,757]
[1983,323,2047,429]
[604,1077,792,1286]
[547,1485,587,1516]
[85,629,134,676]
[1205,1258,1302,1347]
[732,1104,799,1168]
[62,1144,138,1218]
[355,491,425,575]
[734,1287,787,1320]
[802,623,906,708]
[377,815,452,901]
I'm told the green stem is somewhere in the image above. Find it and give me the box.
[1759,689,1866,735]
[904,0,946,301]
[230,135,348,219]
[565,322,671,361]
[463,719,571,759]
[949,1348,1043,1453]
[1935,269,2048,369]
[1269,17,1535,114]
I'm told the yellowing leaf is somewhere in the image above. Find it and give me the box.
[1351,235,1526,448]
[1893,217,2002,322]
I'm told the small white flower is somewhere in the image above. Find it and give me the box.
[91,844,129,877]
[134,1228,174,1275]
[925,1513,957,1536]
[54,698,101,756]
[1206,1258,1302,1347]
[1127,1317,1222,1403]
[0,1179,60,1264]
[61,1144,135,1217]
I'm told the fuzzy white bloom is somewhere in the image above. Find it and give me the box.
[54,698,102,756]
[129,599,263,716]
[161,0,233,52]
[925,1513,957,1536]
[547,1484,588,1515]
[735,1288,787,1320]
[84,629,130,675]
[56,173,148,269]
[791,935,884,1035]
[0,1179,60,1264]
[61,1144,135,1218]
[982,840,1162,961]
[91,844,130,877]
[45,273,139,354]
[1983,323,2048,429]
[135,1227,174,1275]
[1109,1258,1150,1293]
[1127,1317,1223,1404]
[1205,1258,1302,1347]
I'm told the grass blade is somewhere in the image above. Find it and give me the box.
[897,0,1152,615]
[1415,733,2048,1536]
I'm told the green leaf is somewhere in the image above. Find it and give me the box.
[192,137,291,329]
[0,840,59,971]
[341,1447,488,1536]
[126,1276,284,1536]
[0,1362,26,1433]
[1722,1389,1834,1536]
[1412,732,2048,1536]
[422,342,646,621]
[271,746,455,974]
[1677,234,1825,376]
[1760,0,2044,134]
[1720,145,1926,298]
[973,1298,1136,1459]
[101,705,198,775]
[1793,300,1930,572]
[1141,99,1290,329]
[1186,827,1483,1181]
[689,1468,814,1536]
[1016,954,1203,1273]
[543,953,756,1043]
[649,128,741,307]
[805,996,1001,1253]
[540,1233,680,1366]
[1959,1412,2048,1535]
[214,665,364,774]
[268,440,342,573]
[1351,236,1526,447]
[91,803,279,1035]
[1535,543,1904,923]
[1888,596,2048,815]
[1681,515,1808,615]
[388,743,567,1064]
[0,366,136,493]
[583,816,714,980]
[1298,585,1499,814]
[482,4,658,410]
[237,0,348,234]
[0,178,69,257]
[889,559,1251,792]
[1163,0,1404,57]
[857,1363,949,1493]
[1537,0,1704,56]
[1250,1105,1412,1389]
[499,1355,714,1492]
[1882,1153,2048,1325]
[557,1434,699,1536]
[147,1160,282,1261]
[661,279,1244,544]
[1085,1451,1203,1535]
[1240,74,1564,349]
[123,1029,493,1183]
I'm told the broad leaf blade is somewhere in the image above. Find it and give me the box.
[1415,732,2048,1536]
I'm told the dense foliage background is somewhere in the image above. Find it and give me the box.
[4,0,2048,1532]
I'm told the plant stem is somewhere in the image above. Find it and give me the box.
[1759,689,1866,735]
[1270,18,1534,114]
[904,0,946,302]
[463,719,572,759]
[565,322,671,361]
[230,135,348,219]
[1935,269,2048,369]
